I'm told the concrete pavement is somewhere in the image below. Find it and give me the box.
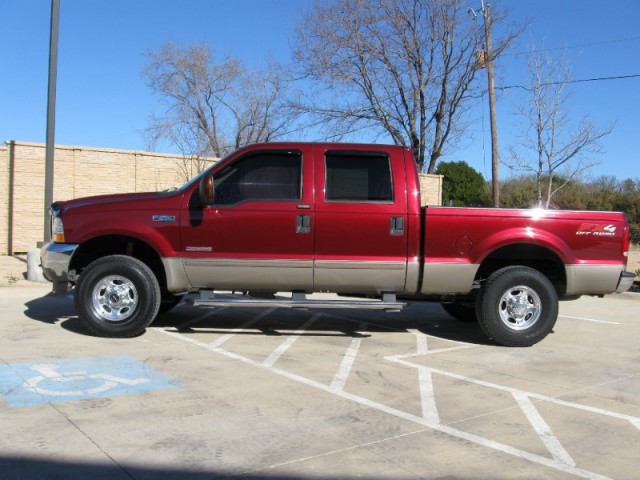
[1,284,639,479]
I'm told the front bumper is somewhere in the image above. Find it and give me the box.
[40,242,79,285]
[616,271,636,293]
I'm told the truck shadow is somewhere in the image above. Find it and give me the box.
[0,454,390,480]
[153,300,492,346]
[22,293,96,336]
[22,293,491,346]
[23,292,76,325]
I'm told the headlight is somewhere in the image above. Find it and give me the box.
[52,216,65,243]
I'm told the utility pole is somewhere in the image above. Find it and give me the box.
[44,0,60,241]
[483,1,499,207]
[471,1,500,207]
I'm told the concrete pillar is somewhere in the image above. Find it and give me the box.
[27,248,46,283]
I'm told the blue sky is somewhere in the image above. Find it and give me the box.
[1,0,639,182]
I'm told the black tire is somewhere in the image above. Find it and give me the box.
[475,266,558,347]
[74,255,161,338]
[441,301,477,322]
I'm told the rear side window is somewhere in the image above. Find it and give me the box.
[325,152,393,202]
[213,152,302,205]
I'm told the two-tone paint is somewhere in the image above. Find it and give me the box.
[41,142,633,300]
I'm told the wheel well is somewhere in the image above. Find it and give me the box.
[69,235,167,292]
[477,244,566,296]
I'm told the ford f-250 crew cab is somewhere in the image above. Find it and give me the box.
[40,142,635,346]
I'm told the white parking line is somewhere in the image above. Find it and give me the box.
[513,391,576,466]
[413,331,439,424]
[330,322,367,391]
[262,314,320,367]
[209,308,276,348]
[560,315,620,325]
[156,326,613,480]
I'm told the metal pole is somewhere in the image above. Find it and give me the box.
[482,2,500,207]
[44,0,60,242]
[6,140,16,255]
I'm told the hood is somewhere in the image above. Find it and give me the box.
[55,191,175,212]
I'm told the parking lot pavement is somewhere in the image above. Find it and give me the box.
[1,286,639,480]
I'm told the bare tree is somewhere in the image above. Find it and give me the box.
[293,0,517,173]
[507,47,613,208]
[144,42,290,164]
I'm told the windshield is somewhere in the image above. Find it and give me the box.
[167,152,235,193]
[172,169,209,193]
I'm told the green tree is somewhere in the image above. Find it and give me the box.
[550,178,587,210]
[499,176,537,208]
[436,161,487,206]
[614,178,640,244]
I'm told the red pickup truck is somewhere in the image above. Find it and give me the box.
[40,142,634,346]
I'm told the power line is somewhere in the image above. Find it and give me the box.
[508,36,640,56]
[498,73,640,91]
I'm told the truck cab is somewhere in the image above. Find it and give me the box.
[175,143,419,295]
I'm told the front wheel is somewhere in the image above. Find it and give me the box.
[75,255,161,337]
[475,266,558,347]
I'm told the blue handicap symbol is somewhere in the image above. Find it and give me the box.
[0,356,181,408]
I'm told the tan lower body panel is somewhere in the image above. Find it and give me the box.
[564,264,625,295]
[420,263,478,295]
[419,262,625,296]
[165,257,624,297]
[314,260,408,294]
[164,257,409,294]
[181,258,313,291]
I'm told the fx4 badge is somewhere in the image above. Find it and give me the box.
[576,223,617,237]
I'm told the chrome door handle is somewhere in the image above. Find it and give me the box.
[297,214,311,234]
[390,216,404,235]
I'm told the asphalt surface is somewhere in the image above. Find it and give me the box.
[1,285,639,480]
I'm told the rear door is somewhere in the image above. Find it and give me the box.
[180,146,314,291]
[313,146,409,294]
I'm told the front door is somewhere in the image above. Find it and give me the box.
[181,146,314,292]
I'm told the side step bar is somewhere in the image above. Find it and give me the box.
[187,291,405,312]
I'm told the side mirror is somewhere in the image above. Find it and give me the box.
[198,174,215,207]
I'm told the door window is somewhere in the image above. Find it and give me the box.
[325,153,393,202]
[214,152,302,205]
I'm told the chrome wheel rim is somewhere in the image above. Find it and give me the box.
[498,285,541,331]
[91,275,138,323]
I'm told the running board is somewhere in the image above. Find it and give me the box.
[187,291,405,312]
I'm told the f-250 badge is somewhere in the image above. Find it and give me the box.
[152,215,176,223]
[576,224,617,237]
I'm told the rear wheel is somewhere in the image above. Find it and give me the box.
[475,266,558,347]
[75,255,161,337]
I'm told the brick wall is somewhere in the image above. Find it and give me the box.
[1,141,443,255]
[419,173,444,208]
[1,141,211,254]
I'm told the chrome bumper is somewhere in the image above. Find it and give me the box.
[40,242,79,285]
[616,271,636,293]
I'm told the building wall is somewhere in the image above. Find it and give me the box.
[1,140,443,255]
[419,173,444,208]
[1,141,211,254]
